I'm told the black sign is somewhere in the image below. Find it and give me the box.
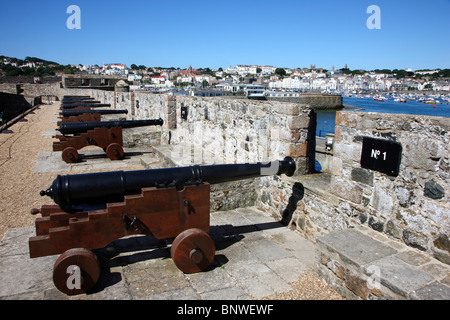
[181,106,188,120]
[360,137,402,177]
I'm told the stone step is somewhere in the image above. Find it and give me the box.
[316,227,450,300]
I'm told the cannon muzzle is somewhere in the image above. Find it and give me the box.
[41,157,296,209]
[60,109,129,117]
[57,118,164,135]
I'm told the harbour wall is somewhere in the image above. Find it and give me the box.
[267,94,343,110]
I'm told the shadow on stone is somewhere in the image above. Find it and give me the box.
[86,219,289,292]
[281,182,305,226]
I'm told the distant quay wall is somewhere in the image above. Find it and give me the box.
[267,94,343,110]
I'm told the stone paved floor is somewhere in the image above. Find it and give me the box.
[0,206,333,300]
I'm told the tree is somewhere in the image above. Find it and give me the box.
[438,69,450,77]
[200,68,214,75]
[339,68,352,75]
[351,69,365,75]
[131,64,138,70]
[275,68,286,77]
[374,69,392,74]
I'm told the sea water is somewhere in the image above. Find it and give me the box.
[316,96,450,137]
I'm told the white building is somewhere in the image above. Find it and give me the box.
[260,66,275,75]
[194,75,212,83]
[128,74,142,82]
[225,66,239,74]
[178,76,194,83]
[151,76,166,84]
[102,63,129,76]
[237,65,258,75]
[415,69,440,75]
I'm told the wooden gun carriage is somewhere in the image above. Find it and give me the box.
[52,119,163,163]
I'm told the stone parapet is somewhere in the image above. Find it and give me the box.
[316,227,450,300]
[290,111,450,266]
[267,94,342,110]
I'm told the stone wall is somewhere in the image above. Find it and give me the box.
[291,110,450,265]
[0,82,60,97]
[166,95,315,214]
[170,95,314,168]
[267,94,343,110]
[0,92,35,126]
[62,74,123,89]
[89,91,316,171]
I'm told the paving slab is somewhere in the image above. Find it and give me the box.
[34,146,156,173]
[316,227,450,299]
[365,256,435,297]
[317,228,398,267]
[411,281,450,300]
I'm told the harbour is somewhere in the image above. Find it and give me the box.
[316,95,450,138]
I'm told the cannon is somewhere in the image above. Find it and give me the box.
[61,97,97,104]
[62,100,98,104]
[57,119,163,135]
[62,97,98,101]
[63,95,92,98]
[61,103,111,109]
[57,109,128,124]
[62,101,102,105]
[52,118,163,163]
[62,95,94,99]
[60,109,128,117]
[30,157,296,294]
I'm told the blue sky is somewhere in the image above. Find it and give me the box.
[0,0,449,70]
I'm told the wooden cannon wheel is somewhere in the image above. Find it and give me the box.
[106,143,124,160]
[52,248,100,295]
[62,147,79,163]
[170,228,215,274]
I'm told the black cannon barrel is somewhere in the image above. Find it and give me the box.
[60,109,129,117]
[40,157,296,209]
[57,118,164,135]
[62,99,97,103]
[61,103,110,109]
[62,100,101,104]
[62,97,96,101]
